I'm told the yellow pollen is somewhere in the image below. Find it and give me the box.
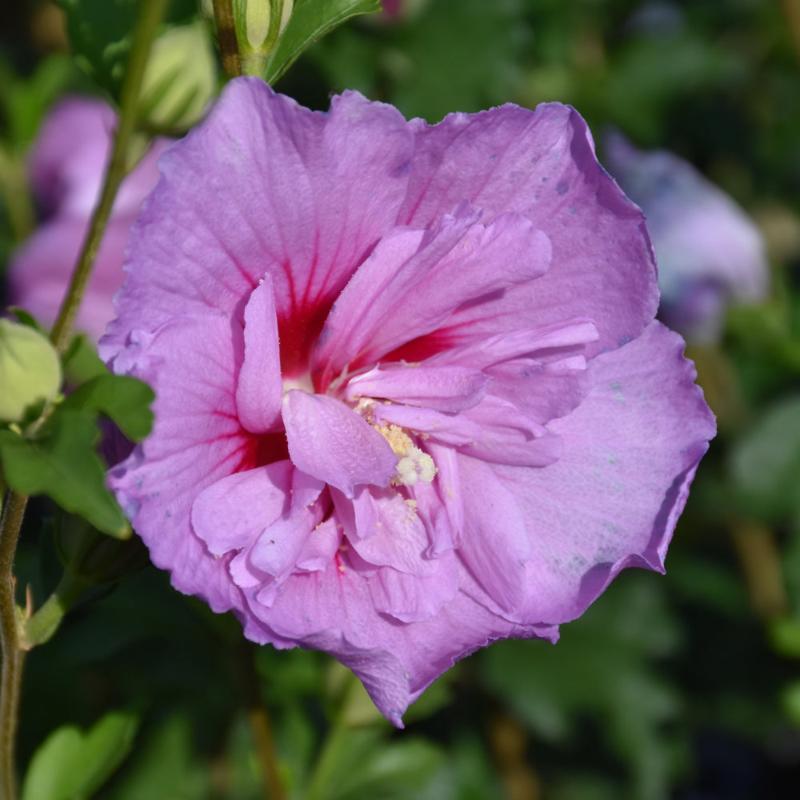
[377,424,414,456]
[354,397,376,421]
[374,423,437,487]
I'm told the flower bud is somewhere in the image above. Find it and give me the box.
[233,0,294,70]
[139,22,216,131]
[0,319,61,423]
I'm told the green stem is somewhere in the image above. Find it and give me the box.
[49,0,169,355]
[0,492,28,800]
[241,52,268,77]
[305,674,360,800]
[0,4,168,797]
[213,0,243,78]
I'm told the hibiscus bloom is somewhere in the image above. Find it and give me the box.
[103,79,715,724]
[8,98,166,340]
[604,132,769,343]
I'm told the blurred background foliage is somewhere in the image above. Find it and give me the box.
[1,0,800,798]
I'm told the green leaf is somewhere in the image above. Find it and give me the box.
[0,55,77,151]
[58,0,198,99]
[22,710,139,800]
[8,308,46,333]
[782,680,800,727]
[0,408,130,537]
[384,0,529,121]
[336,739,444,800]
[549,773,624,800]
[63,374,155,442]
[729,395,800,521]
[59,0,139,97]
[312,728,444,800]
[770,617,800,658]
[263,0,381,84]
[597,33,743,143]
[110,714,207,800]
[413,734,502,800]
[62,334,109,385]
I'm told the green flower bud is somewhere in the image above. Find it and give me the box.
[139,22,216,131]
[233,0,294,74]
[0,319,61,424]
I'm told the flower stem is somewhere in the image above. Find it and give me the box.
[49,0,169,355]
[212,0,243,78]
[0,492,28,800]
[0,3,168,796]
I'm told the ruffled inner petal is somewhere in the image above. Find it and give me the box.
[227,470,327,596]
[296,517,341,572]
[191,461,292,556]
[235,275,284,433]
[457,456,532,616]
[313,208,551,388]
[249,504,323,579]
[335,489,438,576]
[345,363,487,413]
[373,398,561,468]
[363,549,460,624]
[423,318,599,423]
[282,390,397,496]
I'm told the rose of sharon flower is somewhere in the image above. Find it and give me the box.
[103,79,715,724]
[604,132,769,343]
[9,98,166,340]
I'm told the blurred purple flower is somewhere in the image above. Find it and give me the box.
[378,0,428,23]
[382,0,402,18]
[8,98,167,340]
[604,132,769,342]
[102,79,715,724]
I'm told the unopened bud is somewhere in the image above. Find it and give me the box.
[0,319,61,423]
[233,0,294,74]
[139,22,216,131]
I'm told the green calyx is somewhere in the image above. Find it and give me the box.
[232,0,294,74]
